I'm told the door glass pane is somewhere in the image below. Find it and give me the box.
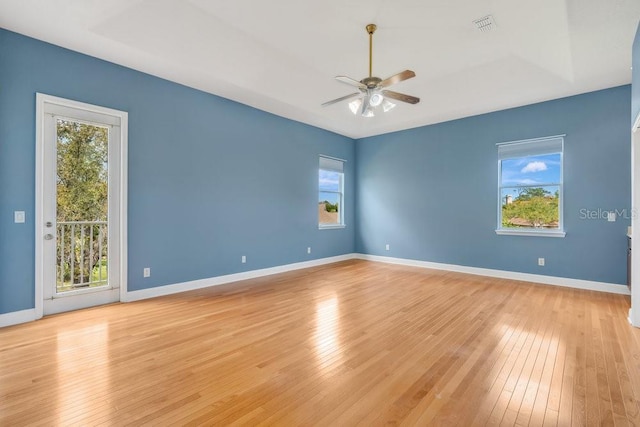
[56,119,109,292]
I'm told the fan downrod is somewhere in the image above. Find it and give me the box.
[366,24,377,78]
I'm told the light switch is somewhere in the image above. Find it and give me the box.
[14,211,25,223]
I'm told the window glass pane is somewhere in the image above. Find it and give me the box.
[319,191,340,224]
[319,191,340,205]
[319,169,341,192]
[500,185,560,229]
[318,159,344,227]
[501,153,561,186]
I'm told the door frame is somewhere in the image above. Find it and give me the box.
[35,93,128,319]
[632,111,640,328]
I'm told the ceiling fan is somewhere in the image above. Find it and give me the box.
[322,24,420,117]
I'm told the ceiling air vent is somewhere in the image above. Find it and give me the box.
[473,15,496,32]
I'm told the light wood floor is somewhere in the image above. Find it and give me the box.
[2,260,639,426]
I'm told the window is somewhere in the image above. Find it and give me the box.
[496,135,565,237]
[319,156,345,228]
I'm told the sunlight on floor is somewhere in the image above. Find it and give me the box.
[482,322,566,423]
[55,322,110,423]
[314,294,344,373]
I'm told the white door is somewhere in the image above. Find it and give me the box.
[36,94,127,316]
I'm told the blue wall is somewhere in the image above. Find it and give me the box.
[356,86,631,285]
[634,22,640,124]
[1,26,634,316]
[0,29,355,315]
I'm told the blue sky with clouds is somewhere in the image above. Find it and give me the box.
[319,170,340,204]
[500,153,560,205]
[501,153,561,187]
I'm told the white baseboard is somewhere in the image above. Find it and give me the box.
[0,309,37,328]
[356,254,630,295]
[122,253,358,302]
[2,252,629,329]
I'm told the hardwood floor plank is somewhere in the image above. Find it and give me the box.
[485,287,551,425]
[405,281,526,425]
[570,289,589,427]
[535,290,567,427]
[504,294,557,426]
[611,303,640,425]
[591,294,616,426]
[1,260,639,425]
[514,295,560,426]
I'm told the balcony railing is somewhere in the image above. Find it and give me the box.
[56,221,108,292]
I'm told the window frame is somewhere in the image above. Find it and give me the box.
[318,156,345,229]
[496,135,566,238]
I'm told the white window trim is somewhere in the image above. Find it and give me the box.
[495,135,565,238]
[318,224,347,230]
[495,229,566,238]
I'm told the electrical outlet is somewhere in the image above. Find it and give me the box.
[307,247,311,254]
[608,211,616,222]
[14,211,25,223]
[241,255,246,264]
[538,258,545,267]
[143,267,151,277]
[385,244,390,251]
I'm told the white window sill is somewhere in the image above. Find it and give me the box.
[495,229,566,238]
[319,224,346,230]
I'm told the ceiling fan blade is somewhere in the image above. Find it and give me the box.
[379,70,416,88]
[321,92,362,107]
[335,76,367,90]
[382,90,420,104]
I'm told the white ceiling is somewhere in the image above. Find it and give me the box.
[1,0,639,139]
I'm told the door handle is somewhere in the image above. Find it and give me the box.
[44,234,53,240]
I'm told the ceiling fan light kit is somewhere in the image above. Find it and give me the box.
[369,93,383,107]
[322,23,419,118]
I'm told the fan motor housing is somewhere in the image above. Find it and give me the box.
[361,77,381,88]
